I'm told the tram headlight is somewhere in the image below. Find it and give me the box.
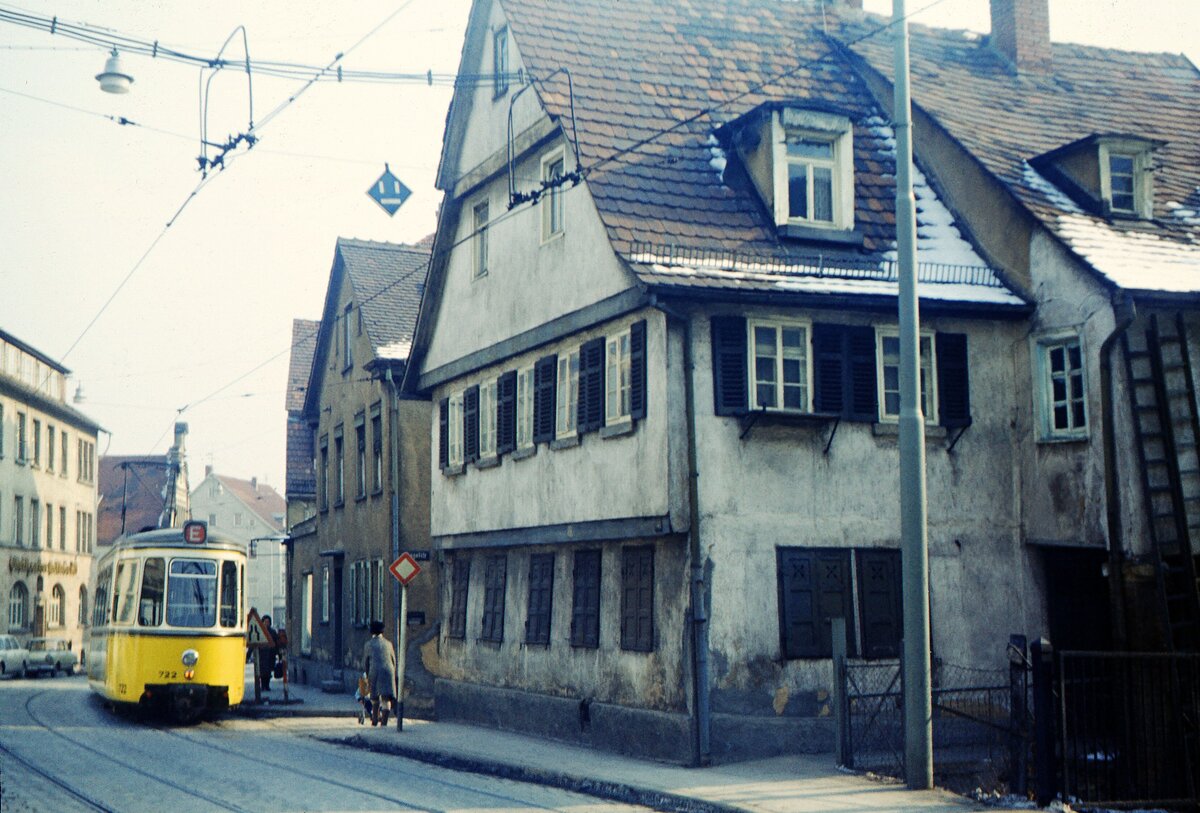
[181,649,199,667]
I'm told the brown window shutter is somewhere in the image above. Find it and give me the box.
[438,397,449,470]
[464,385,480,463]
[936,332,971,428]
[578,337,605,433]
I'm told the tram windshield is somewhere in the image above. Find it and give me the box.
[167,559,218,628]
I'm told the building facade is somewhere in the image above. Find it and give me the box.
[286,238,436,707]
[189,468,286,621]
[0,328,100,655]
[403,0,1199,764]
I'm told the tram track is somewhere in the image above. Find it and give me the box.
[160,720,582,812]
[0,735,116,813]
[15,690,251,812]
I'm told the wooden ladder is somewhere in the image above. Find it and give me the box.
[1122,313,1200,652]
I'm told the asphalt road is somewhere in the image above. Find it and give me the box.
[0,674,652,812]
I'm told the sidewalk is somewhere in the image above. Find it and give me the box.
[236,673,1025,813]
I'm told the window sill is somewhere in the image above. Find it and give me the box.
[550,435,580,450]
[333,501,345,510]
[371,488,384,498]
[475,455,500,469]
[476,638,503,648]
[1037,432,1090,445]
[540,229,564,247]
[600,420,634,439]
[355,494,367,503]
[779,223,864,247]
[442,464,465,477]
[737,409,839,433]
[511,445,537,461]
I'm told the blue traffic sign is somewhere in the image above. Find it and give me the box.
[368,164,411,216]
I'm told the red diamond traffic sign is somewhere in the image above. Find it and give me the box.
[389,552,422,585]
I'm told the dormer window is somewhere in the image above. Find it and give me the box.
[1099,141,1154,218]
[719,103,857,243]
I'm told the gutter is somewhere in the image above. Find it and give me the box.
[1101,291,1135,649]
[650,295,710,767]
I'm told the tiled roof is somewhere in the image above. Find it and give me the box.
[846,17,1200,293]
[98,455,171,545]
[337,238,430,362]
[214,474,285,528]
[286,319,319,413]
[498,0,1021,306]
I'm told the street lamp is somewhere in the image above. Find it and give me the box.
[95,48,133,94]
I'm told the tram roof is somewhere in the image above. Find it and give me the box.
[110,527,246,553]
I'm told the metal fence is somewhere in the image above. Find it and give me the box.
[1059,650,1200,809]
[838,656,1019,793]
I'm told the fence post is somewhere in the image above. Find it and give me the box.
[1031,637,1056,807]
[832,617,850,767]
[1008,634,1028,797]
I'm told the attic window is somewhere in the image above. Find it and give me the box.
[1097,139,1155,219]
[773,109,854,232]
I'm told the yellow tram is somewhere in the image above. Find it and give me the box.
[87,521,247,721]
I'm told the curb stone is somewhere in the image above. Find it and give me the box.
[319,734,744,813]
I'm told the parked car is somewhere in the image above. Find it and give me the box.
[26,637,78,676]
[0,634,29,678]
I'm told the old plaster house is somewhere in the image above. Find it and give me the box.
[189,468,286,621]
[1,328,100,655]
[404,0,1199,763]
[285,238,436,704]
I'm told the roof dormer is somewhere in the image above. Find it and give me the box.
[718,102,859,245]
[1030,134,1164,220]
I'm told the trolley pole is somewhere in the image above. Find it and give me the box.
[894,0,934,789]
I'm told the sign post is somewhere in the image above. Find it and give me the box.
[246,608,272,705]
[388,553,421,731]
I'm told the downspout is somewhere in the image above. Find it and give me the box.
[385,367,404,724]
[1101,291,1135,649]
[652,295,710,767]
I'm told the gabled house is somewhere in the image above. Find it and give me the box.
[189,467,286,621]
[399,0,1087,764]
[286,238,436,703]
[96,422,191,545]
[284,318,319,533]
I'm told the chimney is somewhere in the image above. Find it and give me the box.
[205,464,213,478]
[251,476,258,492]
[991,0,1051,73]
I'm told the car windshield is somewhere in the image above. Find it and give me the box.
[29,640,47,651]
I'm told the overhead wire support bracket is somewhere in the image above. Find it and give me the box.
[507,67,581,209]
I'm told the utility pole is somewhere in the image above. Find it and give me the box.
[893,0,933,790]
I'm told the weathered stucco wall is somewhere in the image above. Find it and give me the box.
[686,304,1044,716]
[430,309,671,536]
[421,137,634,373]
[435,535,690,711]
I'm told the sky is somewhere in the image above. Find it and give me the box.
[1,0,1196,494]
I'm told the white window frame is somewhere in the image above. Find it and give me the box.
[748,319,812,413]
[541,149,566,242]
[448,392,465,467]
[556,349,580,439]
[343,304,353,370]
[9,582,27,630]
[492,26,509,97]
[472,199,489,279]
[49,584,64,627]
[876,329,938,424]
[479,379,498,460]
[606,328,633,424]
[301,573,313,654]
[321,565,330,623]
[1098,141,1152,219]
[1035,332,1089,441]
[771,108,854,230]
[516,366,535,451]
[373,559,385,623]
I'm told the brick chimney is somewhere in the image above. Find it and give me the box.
[205,464,213,478]
[251,476,258,493]
[991,0,1051,73]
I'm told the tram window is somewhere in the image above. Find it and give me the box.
[139,558,165,626]
[219,560,238,627]
[167,559,217,628]
[113,560,140,625]
[93,565,112,626]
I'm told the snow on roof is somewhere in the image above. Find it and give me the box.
[863,118,990,269]
[377,340,412,360]
[1053,213,1200,293]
